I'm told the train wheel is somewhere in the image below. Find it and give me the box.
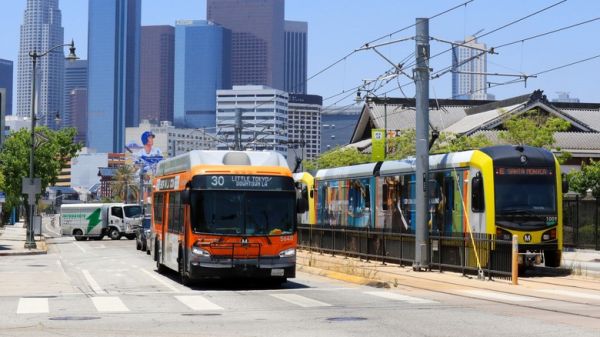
[544,250,561,267]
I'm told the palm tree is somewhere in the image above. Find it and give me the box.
[111,165,139,203]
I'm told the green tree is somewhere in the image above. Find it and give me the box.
[499,111,570,148]
[111,164,139,202]
[568,160,600,197]
[303,147,370,170]
[0,127,82,224]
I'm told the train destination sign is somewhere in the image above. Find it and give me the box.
[192,175,295,191]
[495,167,553,176]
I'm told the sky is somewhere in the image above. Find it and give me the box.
[1,0,599,110]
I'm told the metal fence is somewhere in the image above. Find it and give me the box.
[298,224,512,278]
[563,195,600,250]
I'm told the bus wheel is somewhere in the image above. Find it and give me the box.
[179,262,192,286]
[109,228,121,240]
[73,229,84,241]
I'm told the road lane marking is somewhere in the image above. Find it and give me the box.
[175,296,224,311]
[538,289,600,301]
[139,268,180,293]
[365,291,438,304]
[82,270,107,295]
[73,242,86,253]
[270,293,332,307]
[460,290,537,302]
[91,297,129,312]
[17,298,49,314]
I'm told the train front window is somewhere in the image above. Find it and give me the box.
[190,191,295,235]
[494,172,556,215]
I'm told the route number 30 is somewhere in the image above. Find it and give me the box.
[211,176,225,186]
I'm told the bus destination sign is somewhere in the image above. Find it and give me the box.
[192,175,294,191]
[495,167,553,176]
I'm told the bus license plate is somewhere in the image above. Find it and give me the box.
[271,269,284,276]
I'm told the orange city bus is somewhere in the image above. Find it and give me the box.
[151,150,305,284]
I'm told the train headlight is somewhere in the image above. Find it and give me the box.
[279,248,296,258]
[192,246,211,257]
[495,227,512,241]
[541,228,557,242]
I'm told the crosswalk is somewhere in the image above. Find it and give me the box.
[8,290,436,315]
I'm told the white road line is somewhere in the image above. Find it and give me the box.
[538,289,600,301]
[91,297,129,312]
[82,270,107,295]
[139,268,180,293]
[365,291,438,304]
[73,242,86,253]
[17,298,49,314]
[270,293,332,308]
[175,296,224,311]
[461,290,538,302]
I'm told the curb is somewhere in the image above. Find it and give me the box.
[0,239,48,257]
[297,263,391,288]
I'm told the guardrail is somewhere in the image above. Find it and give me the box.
[298,224,512,279]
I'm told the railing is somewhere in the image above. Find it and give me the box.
[298,224,512,278]
[563,195,600,250]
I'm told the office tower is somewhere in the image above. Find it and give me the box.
[174,20,231,129]
[216,85,288,156]
[207,0,284,90]
[0,59,13,115]
[64,59,87,129]
[16,0,64,129]
[287,94,321,168]
[69,88,87,145]
[284,21,307,94]
[87,0,141,153]
[140,25,175,124]
[452,36,489,100]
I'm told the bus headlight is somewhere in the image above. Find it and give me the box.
[192,246,211,257]
[279,248,296,258]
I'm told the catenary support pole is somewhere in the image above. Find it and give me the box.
[414,18,430,271]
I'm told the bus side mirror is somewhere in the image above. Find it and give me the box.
[471,173,484,212]
[382,184,389,210]
[181,190,190,205]
[562,174,569,193]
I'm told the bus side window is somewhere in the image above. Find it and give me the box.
[154,193,164,224]
[471,173,485,213]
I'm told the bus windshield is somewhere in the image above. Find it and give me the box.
[190,191,295,235]
[494,172,556,215]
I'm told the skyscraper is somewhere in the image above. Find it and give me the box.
[207,0,284,90]
[64,59,87,129]
[87,0,141,153]
[287,93,321,168]
[140,25,175,124]
[284,21,307,94]
[0,59,13,115]
[16,0,64,129]
[69,88,87,145]
[451,36,489,100]
[174,20,231,129]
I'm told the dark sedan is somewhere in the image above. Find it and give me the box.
[136,216,151,253]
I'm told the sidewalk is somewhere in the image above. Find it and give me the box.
[0,222,47,256]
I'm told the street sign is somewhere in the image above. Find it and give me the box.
[22,178,41,205]
[371,129,385,162]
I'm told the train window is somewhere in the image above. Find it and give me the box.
[471,173,485,212]
[382,183,389,210]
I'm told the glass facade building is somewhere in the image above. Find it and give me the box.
[16,0,64,130]
[452,36,489,100]
[174,20,231,129]
[64,60,87,129]
[87,0,141,153]
[284,21,307,94]
[140,25,174,124]
[207,0,284,90]
[0,59,13,115]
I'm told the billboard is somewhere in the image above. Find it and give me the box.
[125,130,165,175]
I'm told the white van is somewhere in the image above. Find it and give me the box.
[60,203,143,241]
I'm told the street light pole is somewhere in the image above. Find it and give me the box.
[24,41,78,249]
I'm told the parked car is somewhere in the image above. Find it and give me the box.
[136,216,151,253]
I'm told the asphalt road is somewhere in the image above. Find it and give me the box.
[0,237,598,337]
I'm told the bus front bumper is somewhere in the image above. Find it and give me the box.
[188,256,296,279]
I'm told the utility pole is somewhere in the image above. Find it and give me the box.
[414,18,430,271]
[234,108,242,150]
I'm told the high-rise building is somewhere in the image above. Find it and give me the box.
[284,21,307,94]
[174,20,231,129]
[207,0,284,90]
[87,0,141,153]
[64,60,87,129]
[69,88,87,145]
[216,85,288,156]
[16,0,64,129]
[140,25,175,124]
[0,59,13,115]
[287,94,321,168]
[452,36,489,100]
